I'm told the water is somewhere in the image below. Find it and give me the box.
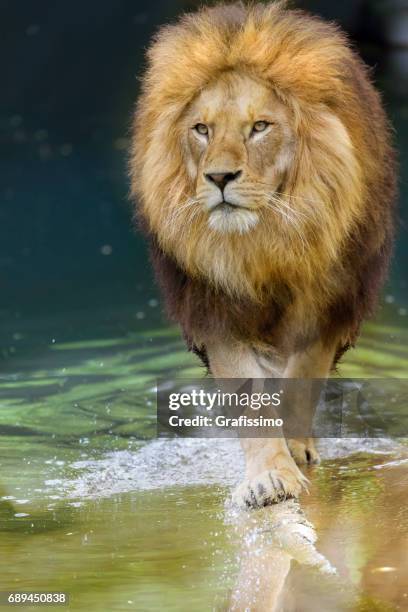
[1,301,408,611]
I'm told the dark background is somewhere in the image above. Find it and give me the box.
[1,0,407,321]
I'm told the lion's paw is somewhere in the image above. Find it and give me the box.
[287,438,320,466]
[232,468,308,509]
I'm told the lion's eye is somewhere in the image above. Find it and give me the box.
[252,120,269,133]
[194,123,209,136]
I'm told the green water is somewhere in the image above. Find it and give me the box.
[1,302,408,611]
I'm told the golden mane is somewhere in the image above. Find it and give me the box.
[130,2,396,345]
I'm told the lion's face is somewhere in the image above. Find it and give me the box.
[183,73,295,234]
[133,33,363,299]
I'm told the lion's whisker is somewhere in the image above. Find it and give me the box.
[251,179,325,207]
[267,194,315,223]
[266,197,306,225]
[167,198,200,228]
[263,200,308,254]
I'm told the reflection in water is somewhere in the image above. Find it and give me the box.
[223,451,408,611]
[227,501,335,612]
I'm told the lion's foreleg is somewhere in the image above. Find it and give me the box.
[283,339,338,466]
[206,339,306,508]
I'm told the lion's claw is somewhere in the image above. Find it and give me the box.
[232,468,308,509]
[287,438,321,466]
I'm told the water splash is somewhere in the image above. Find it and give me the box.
[55,437,406,500]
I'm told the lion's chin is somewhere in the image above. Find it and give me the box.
[208,207,259,234]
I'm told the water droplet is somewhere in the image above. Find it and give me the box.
[100,244,112,255]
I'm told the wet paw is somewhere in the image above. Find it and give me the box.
[288,438,320,465]
[232,468,308,509]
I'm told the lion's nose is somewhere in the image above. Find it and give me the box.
[205,170,242,191]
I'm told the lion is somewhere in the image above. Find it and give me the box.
[129,2,397,508]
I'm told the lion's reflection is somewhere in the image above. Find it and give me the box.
[226,500,335,611]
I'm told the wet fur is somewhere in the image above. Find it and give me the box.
[130,2,397,366]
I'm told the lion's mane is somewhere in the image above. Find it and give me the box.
[130,2,397,360]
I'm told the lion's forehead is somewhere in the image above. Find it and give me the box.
[188,72,288,126]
